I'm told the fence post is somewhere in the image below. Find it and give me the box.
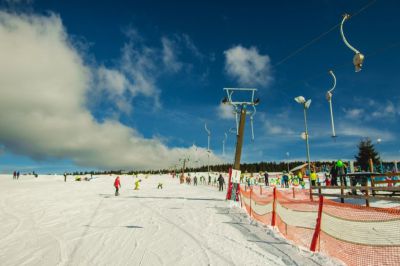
[310,195,324,252]
[249,186,252,218]
[271,187,277,226]
[292,187,295,199]
[340,186,344,203]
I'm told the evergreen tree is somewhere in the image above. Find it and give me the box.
[355,138,380,171]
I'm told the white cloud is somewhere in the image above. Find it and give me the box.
[0,11,222,170]
[181,34,203,59]
[348,98,400,121]
[120,36,161,108]
[161,37,182,72]
[371,101,397,119]
[224,45,273,87]
[217,103,235,120]
[337,123,395,141]
[259,112,295,136]
[343,108,364,119]
[97,67,128,96]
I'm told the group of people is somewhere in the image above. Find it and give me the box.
[184,173,226,191]
[12,171,20,180]
[112,173,226,196]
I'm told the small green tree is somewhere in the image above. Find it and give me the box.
[355,138,380,171]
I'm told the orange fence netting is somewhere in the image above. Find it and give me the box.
[238,184,400,266]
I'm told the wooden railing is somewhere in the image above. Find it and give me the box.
[311,184,400,207]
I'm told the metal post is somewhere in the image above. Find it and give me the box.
[286,152,290,173]
[303,108,311,175]
[304,107,313,200]
[205,124,211,178]
[233,105,247,170]
[328,100,335,137]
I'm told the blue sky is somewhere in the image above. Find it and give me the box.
[0,0,399,173]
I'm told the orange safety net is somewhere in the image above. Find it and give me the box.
[239,184,400,266]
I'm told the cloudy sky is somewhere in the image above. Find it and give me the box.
[0,0,399,173]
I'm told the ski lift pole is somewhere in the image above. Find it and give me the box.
[205,123,211,178]
[340,13,365,72]
[222,88,259,200]
[326,70,337,138]
[233,105,247,170]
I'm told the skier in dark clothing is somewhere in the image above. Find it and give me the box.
[16,171,20,180]
[264,172,269,186]
[208,175,211,185]
[193,176,198,186]
[218,174,225,191]
[64,173,67,182]
[330,164,339,186]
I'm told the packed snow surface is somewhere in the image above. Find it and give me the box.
[0,174,342,265]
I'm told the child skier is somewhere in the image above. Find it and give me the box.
[114,176,121,196]
[134,179,141,190]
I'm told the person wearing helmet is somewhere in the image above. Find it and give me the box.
[337,160,348,186]
[330,162,339,186]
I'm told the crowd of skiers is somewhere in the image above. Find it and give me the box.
[12,171,38,179]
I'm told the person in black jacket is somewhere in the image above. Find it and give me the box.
[264,171,269,186]
[330,164,338,186]
[217,174,225,191]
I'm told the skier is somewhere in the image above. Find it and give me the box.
[330,163,339,186]
[310,171,317,187]
[13,171,16,180]
[264,171,269,186]
[218,174,225,191]
[208,175,211,185]
[134,179,141,190]
[282,171,289,188]
[64,172,67,182]
[16,171,20,180]
[114,176,121,196]
[157,182,163,189]
[193,176,198,186]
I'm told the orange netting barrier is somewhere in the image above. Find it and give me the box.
[238,184,400,266]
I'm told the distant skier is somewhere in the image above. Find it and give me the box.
[64,172,67,182]
[114,176,121,196]
[16,171,20,180]
[282,171,289,188]
[157,182,163,189]
[264,171,269,186]
[193,176,198,186]
[218,174,225,191]
[13,171,16,180]
[134,179,141,190]
[330,163,339,186]
[208,175,211,185]
[310,171,317,187]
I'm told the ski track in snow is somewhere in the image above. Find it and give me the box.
[0,174,344,266]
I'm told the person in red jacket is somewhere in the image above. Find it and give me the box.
[114,176,121,196]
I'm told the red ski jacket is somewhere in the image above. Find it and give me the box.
[114,178,121,188]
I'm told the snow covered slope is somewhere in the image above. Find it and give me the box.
[0,174,342,265]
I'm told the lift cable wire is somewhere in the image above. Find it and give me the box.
[274,0,377,67]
